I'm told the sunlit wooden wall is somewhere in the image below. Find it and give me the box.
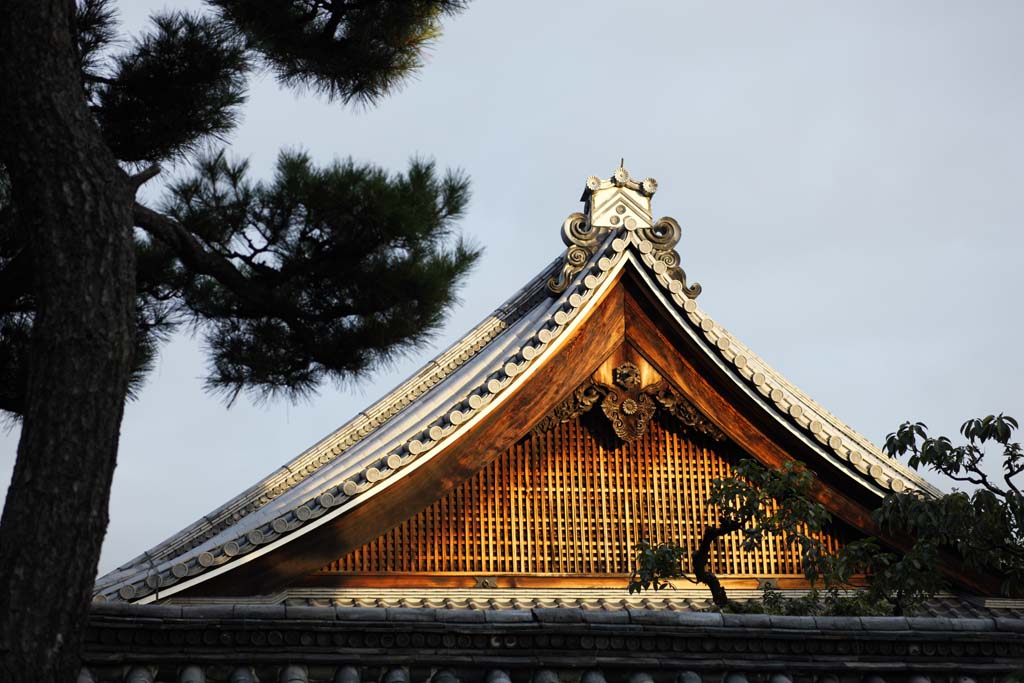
[321,414,846,577]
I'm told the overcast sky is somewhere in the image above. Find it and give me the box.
[2,1,1023,575]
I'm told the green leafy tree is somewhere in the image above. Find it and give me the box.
[812,414,1022,615]
[877,414,1024,596]
[630,414,1024,616]
[629,459,833,608]
[0,1,473,680]
[821,536,944,616]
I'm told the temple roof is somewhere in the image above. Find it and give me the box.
[95,167,939,604]
[81,600,1024,682]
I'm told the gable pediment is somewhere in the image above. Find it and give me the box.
[96,167,966,604]
[172,274,945,598]
[304,341,857,593]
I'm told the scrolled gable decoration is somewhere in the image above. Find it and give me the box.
[532,361,726,443]
[530,383,604,435]
[547,165,701,298]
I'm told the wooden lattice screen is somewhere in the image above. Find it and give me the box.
[321,414,846,577]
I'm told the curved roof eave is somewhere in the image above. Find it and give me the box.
[94,257,563,600]
[98,236,632,602]
[96,184,938,605]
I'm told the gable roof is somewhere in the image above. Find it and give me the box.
[94,167,939,604]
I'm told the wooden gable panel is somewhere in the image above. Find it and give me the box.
[318,413,850,581]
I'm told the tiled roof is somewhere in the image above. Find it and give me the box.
[165,587,1024,619]
[95,167,939,604]
[80,601,1024,682]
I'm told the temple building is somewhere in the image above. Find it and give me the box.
[85,168,1024,682]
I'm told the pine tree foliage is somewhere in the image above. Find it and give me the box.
[161,150,477,403]
[0,0,476,422]
[210,0,469,104]
[73,0,119,82]
[96,12,250,162]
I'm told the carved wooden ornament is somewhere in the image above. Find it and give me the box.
[533,361,725,443]
[600,363,658,441]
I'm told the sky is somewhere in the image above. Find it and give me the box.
[2,1,1023,575]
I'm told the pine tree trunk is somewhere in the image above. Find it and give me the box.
[0,2,136,682]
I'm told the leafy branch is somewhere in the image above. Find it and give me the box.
[882,414,1024,597]
[629,459,832,608]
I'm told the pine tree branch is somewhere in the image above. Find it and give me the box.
[133,202,356,321]
[321,7,343,40]
[134,202,269,310]
[128,164,161,190]
[81,72,116,85]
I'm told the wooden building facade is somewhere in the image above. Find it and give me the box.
[86,168,1024,682]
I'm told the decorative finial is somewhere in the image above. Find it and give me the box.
[546,165,701,299]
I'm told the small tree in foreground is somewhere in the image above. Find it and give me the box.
[628,459,833,608]
[630,414,1024,615]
